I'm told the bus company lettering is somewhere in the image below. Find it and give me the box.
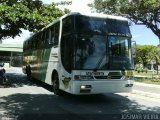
[86,72,104,76]
[121,114,160,120]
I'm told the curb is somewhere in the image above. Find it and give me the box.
[134,75,160,79]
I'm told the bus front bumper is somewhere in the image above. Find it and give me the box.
[71,80,134,95]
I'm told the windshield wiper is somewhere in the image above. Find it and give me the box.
[93,52,106,72]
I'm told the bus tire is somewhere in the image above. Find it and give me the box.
[26,65,31,78]
[52,72,63,95]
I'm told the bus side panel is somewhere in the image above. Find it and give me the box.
[30,47,52,82]
[30,49,41,80]
[39,47,52,82]
[22,50,33,74]
[44,47,59,85]
[30,50,37,78]
[31,49,40,80]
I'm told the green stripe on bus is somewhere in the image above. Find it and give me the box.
[38,48,52,82]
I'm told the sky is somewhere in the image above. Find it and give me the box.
[2,0,159,46]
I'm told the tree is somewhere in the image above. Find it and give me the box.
[0,0,70,40]
[149,46,160,74]
[91,0,160,41]
[134,45,155,68]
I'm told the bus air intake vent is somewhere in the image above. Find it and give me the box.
[107,72,123,79]
[94,76,108,79]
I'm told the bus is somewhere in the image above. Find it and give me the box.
[22,13,134,95]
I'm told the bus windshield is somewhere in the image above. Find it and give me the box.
[74,35,133,70]
[75,15,130,35]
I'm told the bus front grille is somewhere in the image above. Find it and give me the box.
[94,75,122,79]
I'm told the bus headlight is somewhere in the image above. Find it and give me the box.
[74,75,94,80]
[80,85,92,89]
[80,85,92,93]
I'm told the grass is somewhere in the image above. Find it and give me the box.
[134,71,159,76]
[134,74,160,85]
[134,70,160,85]
[134,77,160,85]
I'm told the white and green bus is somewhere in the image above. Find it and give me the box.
[23,13,134,95]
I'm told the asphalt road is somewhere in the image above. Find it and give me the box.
[0,68,160,120]
[133,82,160,94]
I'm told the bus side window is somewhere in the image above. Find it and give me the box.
[42,30,50,46]
[25,41,28,50]
[34,36,37,49]
[34,36,38,49]
[54,23,60,46]
[37,34,41,49]
[23,42,26,51]
[50,22,60,46]
[46,29,50,45]
[50,27,54,44]
[62,16,72,35]
[32,38,36,49]
[27,41,29,50]
[28,40,32,50]
[40,31,45,47]
[32,37,34,49]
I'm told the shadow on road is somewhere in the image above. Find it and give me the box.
[0,93,160,120]
[0,73,37,88]
[0,71,160,120]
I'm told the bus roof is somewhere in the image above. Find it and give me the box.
[61,12,128,21]
[24,12,128,42]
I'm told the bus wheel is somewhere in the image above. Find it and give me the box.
[26,65,31,78]
[52,73,61,95]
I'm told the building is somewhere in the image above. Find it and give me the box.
[0,44,23,67]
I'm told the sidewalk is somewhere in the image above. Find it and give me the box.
[132,82,160,99]
[4,67,22,73]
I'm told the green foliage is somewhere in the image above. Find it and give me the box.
[92,0,160,39]
[151,46,160,64]
[53,1,72,6]
[0,0,69,40]
[134,45,156,67]
[135,77,160,85]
